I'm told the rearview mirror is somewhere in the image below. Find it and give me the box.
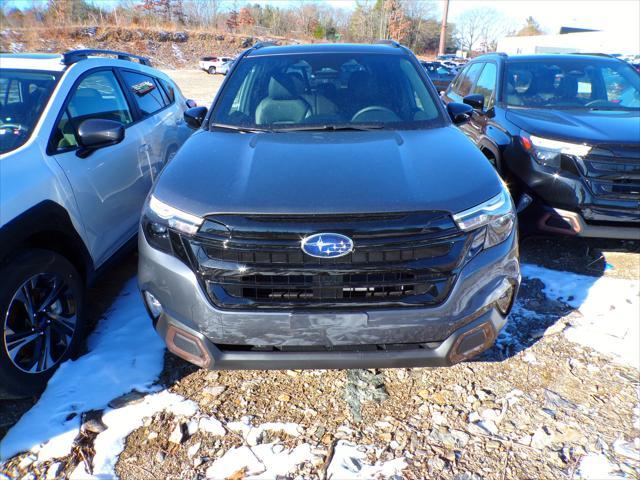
[77,119,124,158]
[463,94,485,111]
[184,106,208,129]
[447,102,474,125]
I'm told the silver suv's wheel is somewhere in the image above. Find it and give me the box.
[208,66,216,74]
[5,273,78,373]
[0,249,84,398]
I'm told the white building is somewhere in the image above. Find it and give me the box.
[497,29,640,57]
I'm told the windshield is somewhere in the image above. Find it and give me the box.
[505,59,640,110]
[0,69,59,154]
[211,52,445,131]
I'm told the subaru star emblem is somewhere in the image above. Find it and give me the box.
[301,233,354,258]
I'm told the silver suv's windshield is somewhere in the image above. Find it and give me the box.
[211,52,445,131]
[505,59,640,110]
[0,69,59,154]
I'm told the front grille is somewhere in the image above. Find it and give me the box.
[578,145,640,203]
[184,212,470,310]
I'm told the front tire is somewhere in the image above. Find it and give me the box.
[0,249,85,398]
[208,66,216,75]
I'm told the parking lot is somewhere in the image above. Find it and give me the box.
[1,69,639,480]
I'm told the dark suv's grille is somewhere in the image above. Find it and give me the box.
[578,145,640,203]
[184,212,470,310]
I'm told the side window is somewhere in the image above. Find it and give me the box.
[120,70,168,117]
[458,63,484,97]
[473,63,497,108]
[53,70,132,152]
[160,79,176,103]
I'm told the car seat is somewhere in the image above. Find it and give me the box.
[255,74,311,125]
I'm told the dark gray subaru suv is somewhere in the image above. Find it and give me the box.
[138,42,520,370]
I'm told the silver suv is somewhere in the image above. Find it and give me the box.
[0,50,192,397]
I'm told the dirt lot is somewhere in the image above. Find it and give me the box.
[0,70,638,480]
[163,69,225,107]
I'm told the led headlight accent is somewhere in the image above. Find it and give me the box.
[521,132,591,169]
[453,189,515,249]
[148,195,203,235]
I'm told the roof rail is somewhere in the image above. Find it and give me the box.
[63,49,152,66]
[376,39,401,48]
[252,41,278,50]
[573,52,614,57]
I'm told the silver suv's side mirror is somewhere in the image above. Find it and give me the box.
[76,118,125,158]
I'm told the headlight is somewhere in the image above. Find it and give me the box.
[453,189,515,249]
[142,195,203,252]
[520,132,591,169]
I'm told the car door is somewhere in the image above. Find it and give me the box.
[465,62,498,145]
[50,69,148,266]
[119,69,176,178]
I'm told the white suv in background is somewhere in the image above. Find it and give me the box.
[198,55,233,74]
[0,50,193,398]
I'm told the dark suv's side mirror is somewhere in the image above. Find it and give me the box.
[76,118,124,158]
[463,94,485,111]
[184,106,208,129]
[447,102,474,125]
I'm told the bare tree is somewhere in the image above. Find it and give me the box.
[455,7,508,54]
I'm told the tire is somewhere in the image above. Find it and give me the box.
[208,66,216,75]
[0,249,85,398]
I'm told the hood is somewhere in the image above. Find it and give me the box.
[153,127,503,217]
[506,108,640,145]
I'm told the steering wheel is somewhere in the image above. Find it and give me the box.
[584,99,617,108]
[351,106,399,123]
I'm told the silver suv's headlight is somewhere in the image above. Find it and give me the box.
[453,189,516,249]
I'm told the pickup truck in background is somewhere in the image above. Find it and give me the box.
[198,56,233,74]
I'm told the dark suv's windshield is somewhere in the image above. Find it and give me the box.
[505,59,640,109]
[211,52,445,131]
[0,69,59,154]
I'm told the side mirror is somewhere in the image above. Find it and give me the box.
[463,94,485,111]
[186,99,197,108]
[184,106,208,129]
[76,119,124,158]
[447,102,474,125]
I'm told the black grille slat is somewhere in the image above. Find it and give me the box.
[188,212,466,310]
[578,145,640,204]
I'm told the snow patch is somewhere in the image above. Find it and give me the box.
[578,453,625,479]
[205,443,317,479]
[522,264,640,369]
[326,440,407,479]
[0,278,166,461]
[71,391,198,479]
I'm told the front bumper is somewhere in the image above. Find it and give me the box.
[138,228,520,369]
[509,151,639,239]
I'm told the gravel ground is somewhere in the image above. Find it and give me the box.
[0,69,638,479]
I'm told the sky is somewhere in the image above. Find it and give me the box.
[4,0,640,44]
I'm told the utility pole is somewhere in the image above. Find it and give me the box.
[438,0,450,56]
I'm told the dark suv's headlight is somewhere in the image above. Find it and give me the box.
[520,132,591,169]
[142,195,203,252]
[453,188,516,249]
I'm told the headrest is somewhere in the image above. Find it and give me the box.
[268,74,297,100]
[348,71,369,90]
[558,75,578,98]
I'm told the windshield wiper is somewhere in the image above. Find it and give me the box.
[209,123,269,133]
[272,124,385,132]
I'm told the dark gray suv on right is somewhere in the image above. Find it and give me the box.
[138,42,520,370]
